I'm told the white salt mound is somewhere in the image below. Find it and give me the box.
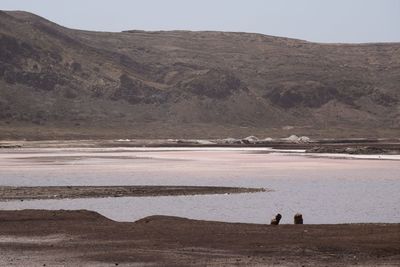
[243,136,259,143]
[221,138,239,144]
[282,135,311,143]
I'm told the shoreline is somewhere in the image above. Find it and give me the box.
[1,138,400,155]
[0,210,399,266]
[0,186,267,201]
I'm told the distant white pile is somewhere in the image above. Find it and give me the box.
[218,135,311,145]
[281,135,311,144]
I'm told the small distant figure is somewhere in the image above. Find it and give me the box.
[294,213,303,224]
[270,213,282,225]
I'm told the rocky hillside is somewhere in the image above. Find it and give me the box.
[0,10,399,139]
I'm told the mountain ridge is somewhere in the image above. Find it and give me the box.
[0,11,399,139]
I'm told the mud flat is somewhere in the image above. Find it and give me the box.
[0,186,266,201]
[0,210,399,266]
[1,138,400,154]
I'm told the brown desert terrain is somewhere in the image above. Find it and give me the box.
[0,210,399,266]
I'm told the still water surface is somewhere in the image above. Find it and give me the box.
[0,147,399,224]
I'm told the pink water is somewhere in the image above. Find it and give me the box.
[0,147,399,224]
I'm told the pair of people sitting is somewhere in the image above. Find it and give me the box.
[271,213,303,225]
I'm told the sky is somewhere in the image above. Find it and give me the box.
[1,0,399,43]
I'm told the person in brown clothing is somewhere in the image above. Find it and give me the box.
[270,213,282,225]
[294,213,303,224]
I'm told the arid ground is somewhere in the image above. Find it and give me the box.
[0,210,399,266]
[0,185,265,200]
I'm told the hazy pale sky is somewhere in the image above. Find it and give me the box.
[1,0,399,43]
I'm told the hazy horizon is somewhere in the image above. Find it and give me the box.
[1,0,399,44]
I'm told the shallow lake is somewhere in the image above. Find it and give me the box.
[0,147,399,224]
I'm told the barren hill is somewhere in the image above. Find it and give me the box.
[0,11,399,139]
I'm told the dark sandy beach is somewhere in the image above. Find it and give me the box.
[0,186,266,200]
[0,210,399,266]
